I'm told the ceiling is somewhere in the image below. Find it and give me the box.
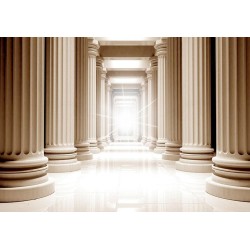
[95,37,160,86]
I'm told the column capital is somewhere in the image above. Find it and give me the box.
[149,56,158,69]
[154,38,167,57]
[101,68,107,79]
[88,38,99,57]
[96,56,104,69]
[146,68,152,80]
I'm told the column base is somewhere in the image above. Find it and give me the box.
[206,176,250,202]
[176,160,212,173]
[154,140,167,153]
[97,140,107,150]
[0,178,55,203]
[162,143,181,161]
[89,147,100,154]
[76,143,93,161]
[162,153,180,161]
[48,160,81,173]
[154,147,166,154]
[77,153,93,161]
[141,137,147,144]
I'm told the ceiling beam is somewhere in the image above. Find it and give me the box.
[107,71,146,77]
[100,46,155,58]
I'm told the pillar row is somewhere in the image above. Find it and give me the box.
[162,38,182,161]
[206,38,250,201]
[0,38,54,202]
[45,37,80,172]
[176,37,214,172]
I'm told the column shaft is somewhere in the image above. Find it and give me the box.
[141,81,147,144]
[146,57,158,150]
[96,57,107,149]
[206,38,250,201]
[162,38,182,161]
[106,81,112,143]
[0,38,54,202]
[45,37,80,172]
[154,39,167,153]
[176,37,214,172]
[87,39,100,153]
[75,38,92,160]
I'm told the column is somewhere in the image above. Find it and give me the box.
[45,38,80,172]
[162,38,182,161]
[105,79,112,143]
[206,38,250,201]
[141,79,147,144]
[88,39,100,153]
[176,37,214,172]
[144,78,148,144]
[0,38,54,202]
[154,39,167,153]
[75,38,92,160]
[146,57,158,150]
[96,57,107,150]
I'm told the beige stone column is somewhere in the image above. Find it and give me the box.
[75,38,92,160]
[0,38,54,202]
[96,57,107,150]
[105,79,112,143]
[162,38,182,161]
[176,37,214,172]
[141,80,147,144]
[144,78,148,144]
[45,38,80,172]
[146,57,158,150]
[154,39,167,153]
[88,39,100,153]
[206,38,250,201]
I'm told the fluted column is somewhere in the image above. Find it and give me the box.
[87,39,100,153]
[144,78,148,143]
[206,38,250,201]
[141,80,147,144]
[106,79,112,143]
[75,38,92,160]
[162,38,182,161]
[176,38,214,172]
[96,57,107,150]
[154,39,167,153]
[0,38,54,202]
[146,57,158,150]
[45,38,80,172]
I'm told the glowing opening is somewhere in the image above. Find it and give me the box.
[116,108,136,136]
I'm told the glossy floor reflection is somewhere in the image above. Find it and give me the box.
[1,142,250,212]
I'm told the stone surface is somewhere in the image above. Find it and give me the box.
[0,38,54,202]
[176,38,214,172]
[45,38,80,172]
[206,38,250,201]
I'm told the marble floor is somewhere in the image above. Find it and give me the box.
[1,142,250,212]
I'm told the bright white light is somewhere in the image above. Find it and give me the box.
[104,59,149,70]
[117,110,134,134]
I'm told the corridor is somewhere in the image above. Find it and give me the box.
[1,142,250,212]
